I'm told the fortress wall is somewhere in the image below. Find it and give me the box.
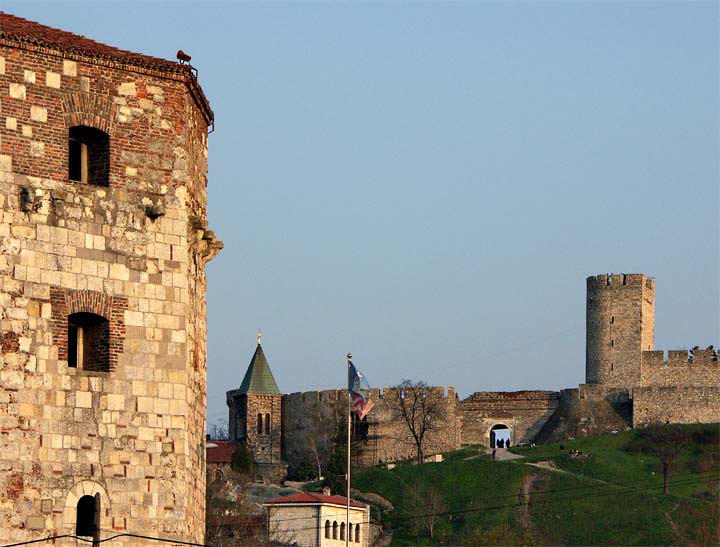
[281,390,347,473]
[633,387,720,427]
[641,350,719,387]
[364,387,459,465]
[459,391,560,446]
[282,387,460,469]
[533,385,634,443]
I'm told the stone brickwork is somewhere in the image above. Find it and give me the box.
[0,13,220,546]
[632,387,720,427]
[275,273,717,471]
[282,388,558,471]
[543,273,719,439]
[586,274,654,386]
[243,394,283,465]
[641,349,719,387]
[362,386,460,466]
[281,389,347,474]
[283,387,461,469]
[460,391,560,446]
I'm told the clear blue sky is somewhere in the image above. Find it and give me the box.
[6,1,718,427]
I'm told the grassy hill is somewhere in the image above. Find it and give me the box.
[352,424,719,546]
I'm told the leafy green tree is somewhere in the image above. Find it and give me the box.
[231,444,253,474]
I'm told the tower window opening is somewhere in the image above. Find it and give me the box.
[67,312,110,372]
[76,494,98,536]
[611,339,614,348]
[265,413,270,435]
[69,126,109,186]
[611,316,614,324]
[256,413,263,435]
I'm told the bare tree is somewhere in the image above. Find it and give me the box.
[208,420,229,441]
[407,483,447,539]
[391,380,447,464]
[306,401,344,479]
[636,424,690,495]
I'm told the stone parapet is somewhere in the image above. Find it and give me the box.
[632,387,720,427]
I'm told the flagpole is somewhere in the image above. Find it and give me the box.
[346,353,352,547]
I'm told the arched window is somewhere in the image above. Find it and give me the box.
[76,494,97,536]
[340,522,345,541]
[265,413,271,434]
[348,522,353,542]
[332,521,338,539]
[213,468,224,483]
[325,520,331,539]
[257,413,263,434]
[355,523,360,543]
[68,312,110,372]
[69,126,109,186]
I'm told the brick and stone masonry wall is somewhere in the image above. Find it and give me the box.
[586,274,654,387]
[459,391,560,446]
[641,349,719,387]
[245,394,283,465]
[282,388,562,469]
[633,387,720,427]
[283,387,460,469]
[281,390,347,474]
[0,41,218,545]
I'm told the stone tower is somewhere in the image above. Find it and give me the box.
[227,336,283,472]
[0,13,221,545]
[586,274,654,386]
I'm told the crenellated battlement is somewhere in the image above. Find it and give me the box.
[283,385,457,403]
[586,273,654,290]
[642,349,719,367]
[641,348,720,388]
[238,271,719,480]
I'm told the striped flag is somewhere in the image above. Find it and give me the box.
[348,361,374,419]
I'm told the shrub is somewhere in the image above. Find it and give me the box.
[231,444,253,474]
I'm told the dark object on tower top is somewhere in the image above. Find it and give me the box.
[176,49,192,64]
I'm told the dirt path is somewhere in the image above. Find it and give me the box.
[484,448,525,461]
[518,473,539,531]
[526,460,571,474]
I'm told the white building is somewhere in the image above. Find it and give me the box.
[264,490,369,547]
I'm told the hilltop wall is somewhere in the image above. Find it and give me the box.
[282,387,460,470]
[641,349,719,387]
[459,391,559,446]
[281,388,562,469]
[633,387,720,427]
[363,386,460,466]
[281,389,347,474]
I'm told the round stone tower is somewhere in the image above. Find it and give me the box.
[586,274,655,386]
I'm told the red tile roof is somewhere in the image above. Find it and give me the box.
[264,492,366,509]
[206,440,240,464]
[0,11,183,73]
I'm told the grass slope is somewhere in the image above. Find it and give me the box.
[352,424,719,546]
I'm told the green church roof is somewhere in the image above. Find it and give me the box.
[237,344,280,395]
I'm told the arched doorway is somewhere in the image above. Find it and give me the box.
[490,424,511,448]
